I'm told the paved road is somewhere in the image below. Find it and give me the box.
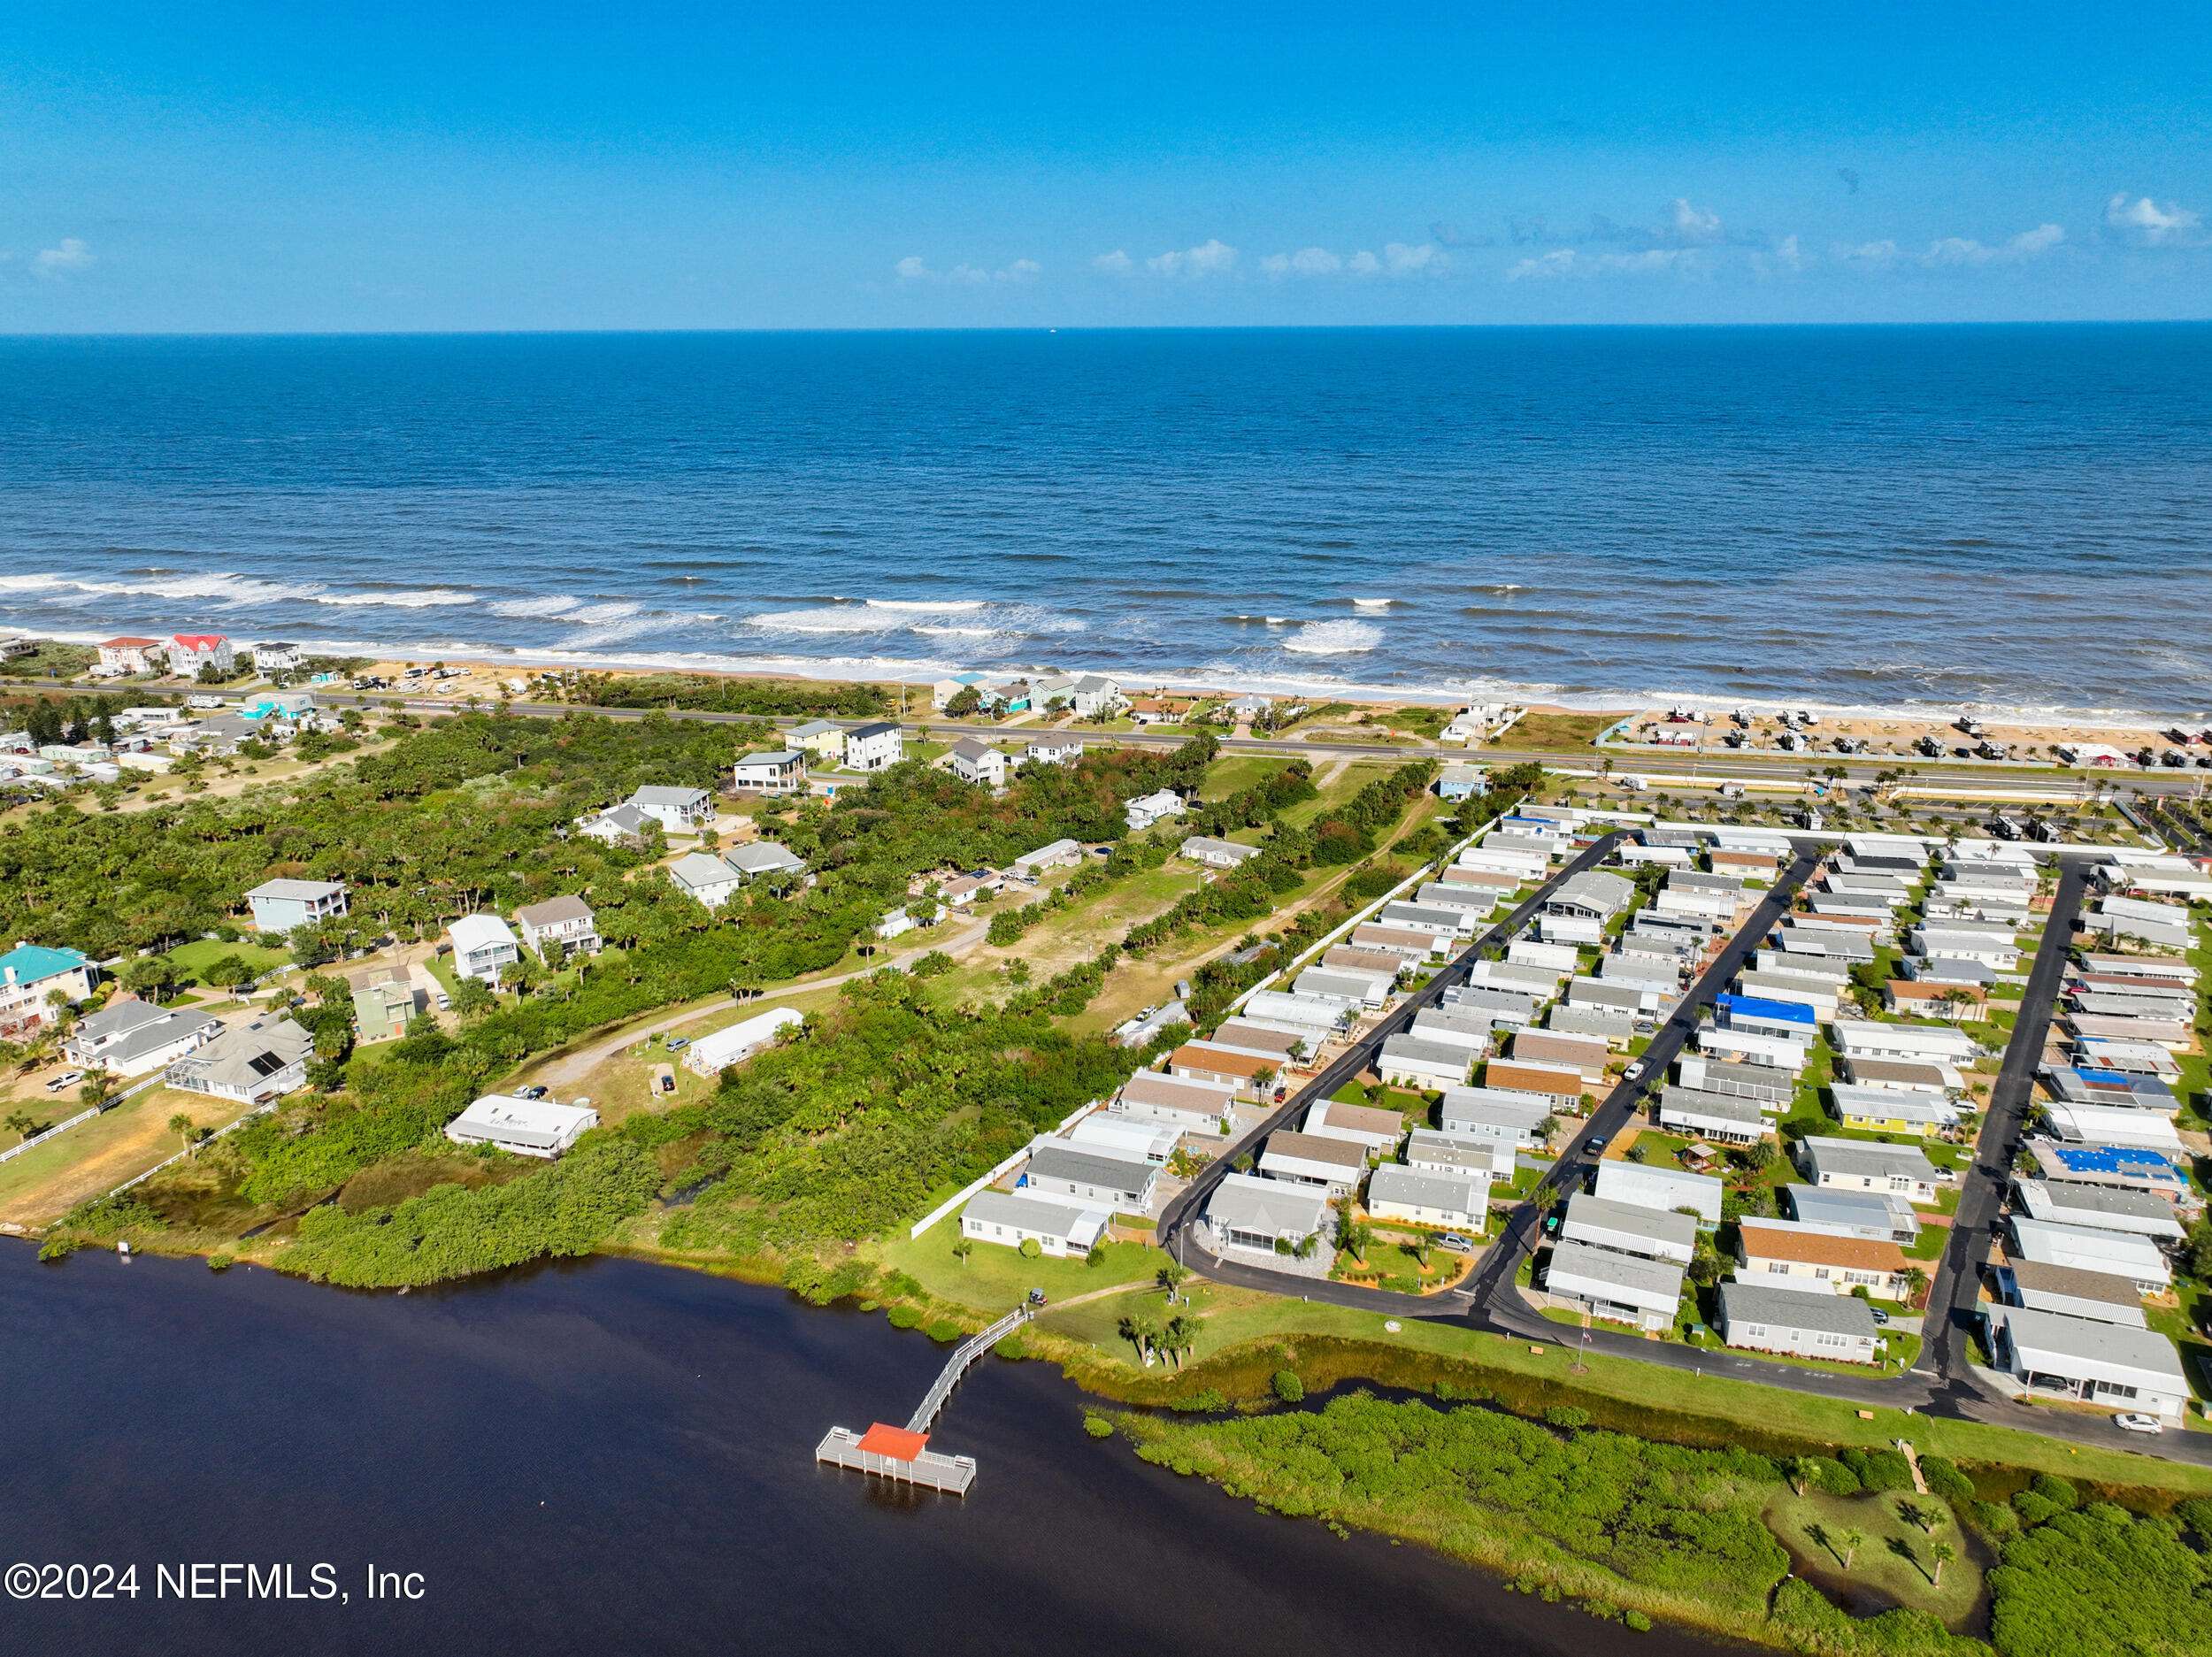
[1463,848,1823,1314]
[43,679,2206,799]
[1916,862,2086,1392]
[1156,832,1626,1276]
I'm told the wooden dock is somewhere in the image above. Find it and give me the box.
[815,1305,1032,1497]
[814,1426,979,1494]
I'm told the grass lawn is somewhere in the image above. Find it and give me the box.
[1510,710,1616,752]
[1277,763,1394,831]
[164,937,289,985]
[1121,1291,2212,1492]
[0,1086,249,1229]
[869,1223,1163,1316]
[1763,1489,1982,1625]
[1198,754,1293,801]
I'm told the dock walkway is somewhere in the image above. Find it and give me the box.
[814,1304,1033,1497]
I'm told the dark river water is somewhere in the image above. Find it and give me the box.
[0,1246,1734,1656]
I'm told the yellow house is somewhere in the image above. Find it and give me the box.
[1830,1084,1957,1139]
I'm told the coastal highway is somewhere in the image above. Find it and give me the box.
[38,679,2207,802]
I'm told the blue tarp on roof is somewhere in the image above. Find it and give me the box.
[1717,993,1815,1025]
[2047,1144,2181,1178]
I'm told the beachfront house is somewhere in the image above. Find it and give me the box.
[166,633,234,678]
[445,1094,601,1159]
[244,878,349,935]
[448,913,521,986]
[95,636,165,677]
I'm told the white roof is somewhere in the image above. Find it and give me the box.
[689,1006,803,1069]
[1593,1160,1724,1223]
[448,1093,597,1148]
[449,913,518,952]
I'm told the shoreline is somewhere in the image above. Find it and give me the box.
[12,618,2207,732]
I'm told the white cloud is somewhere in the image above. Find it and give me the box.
[2105,193,2202,247]
[32,237,93,278]
[1382,241,1444,275]
[1773,234,1804,272]
[1920,223,2063,267]
[1145,238,1237,277]
[1506,249,1579,280]
[1836,238,1900,266]
[1092,249,1133,274]
[1258,242,1445,280]
[1670,198,1724,242]
[895,254,1040,285]
[1507,246,1698,281]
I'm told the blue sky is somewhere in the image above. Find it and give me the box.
[3,2,2208,331]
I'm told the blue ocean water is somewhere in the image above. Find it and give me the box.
[1,325,2208,715]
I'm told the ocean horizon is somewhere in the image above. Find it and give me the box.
[4,323,2208,718]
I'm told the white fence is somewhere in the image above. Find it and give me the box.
[907,1096,1099,1239]
[0,1107,97,1166]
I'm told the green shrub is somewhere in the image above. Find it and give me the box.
[2012,1491,2059,1527]
[1271,1369,1305,1403]
[1840,1446,1915,1493]
[1917,1454,1975,1503]
[924,1319,964,1343]
[1082,1412,1114,1439]
[2029,1473,2078,1510]
[1543,1405,1593,1431]
[1969,1500,2020,1538]
[887,1304,923,1329]
[1018,1237,1042,1259]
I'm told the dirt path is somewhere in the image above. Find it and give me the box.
[527,915,994,1090]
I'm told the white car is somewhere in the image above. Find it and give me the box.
[45,1069,85,1093]
[2112,1412,2164,1436]
[1624,1060,1646,1081]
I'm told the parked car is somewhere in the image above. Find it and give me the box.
[1583,1136,1608,1155]
[664,1037,690,1053]
[45,1070,84,1093]
[1439,1233,1474,1253]
[517,1085,549,1101]
[1870,1308,1891,1325]
[1624,1060,1646,1081]
[2113,1412,2164,1436]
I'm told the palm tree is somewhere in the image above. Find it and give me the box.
[1156,1262,1191,1304]
[1929,1540,1955,1585]
[1161,1315,1199,1368]
[167,1111,196,1149]
[950,1238,972,1268]
[1900,1498,1941,1536]
[1839,1528,1865,1569]
[1116,1313,1152,1362]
